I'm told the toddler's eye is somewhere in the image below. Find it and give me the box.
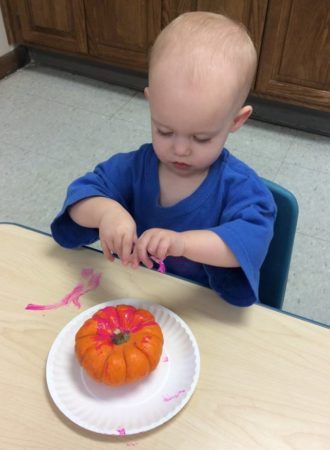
[193,136,211,143]
[157,129,173,137]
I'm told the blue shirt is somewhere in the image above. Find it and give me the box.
[51,144,276,307]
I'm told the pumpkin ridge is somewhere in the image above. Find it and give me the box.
[133,341,153,369]
[118,304,136,330]
[95,316,115,337]
[135,342,152,370]
[115,307,122,331]
[136,334,164,368]
[130,320,159,333]
[122,342,151,383]
[80,343,97,364]
[100,349,112,384]
[122,344,129,383]
[75,339,95,363]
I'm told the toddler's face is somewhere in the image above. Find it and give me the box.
[146,71,241,178]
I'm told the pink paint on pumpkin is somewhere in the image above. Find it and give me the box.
[25,268,102,311]
[92,307,159,349]
[129,320,158,333]
[163,389,186,402]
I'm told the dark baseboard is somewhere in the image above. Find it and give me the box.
[249,95,330,137]
[0,45,30,80]
[27,47,330,137]
[29,47,147,92]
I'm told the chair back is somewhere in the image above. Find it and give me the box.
[259,179,299,309]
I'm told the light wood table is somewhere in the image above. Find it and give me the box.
[1,224,329,450]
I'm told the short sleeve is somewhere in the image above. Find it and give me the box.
[51,152,136,248]
[205,176,277,306]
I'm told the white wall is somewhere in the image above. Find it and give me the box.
[0,7,13,56]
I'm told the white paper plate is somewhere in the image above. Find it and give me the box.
[46,298,200,435]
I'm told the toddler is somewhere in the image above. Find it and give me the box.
[51,12,277,307]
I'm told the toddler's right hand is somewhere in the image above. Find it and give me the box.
[99,209,137,266]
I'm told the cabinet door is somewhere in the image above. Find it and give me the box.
[85,0,161,72]
[15,0,87,53]
[255,0,330,111]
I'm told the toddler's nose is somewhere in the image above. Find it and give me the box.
[173,137,191,156]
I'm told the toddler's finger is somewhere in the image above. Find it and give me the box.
[129,253,140,269]
[154,238,169,260]
[146,234,166,261]
[101,239,114,262]
[120,233,133,265]
[112,235,124,261]
[137,238,153,269]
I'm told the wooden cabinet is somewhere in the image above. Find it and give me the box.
[0,0,269,73]
[85,1,161,71]
[255,0,330,111]
[1,0,329,112]
[4,0,160,71]
[14,0,87,54]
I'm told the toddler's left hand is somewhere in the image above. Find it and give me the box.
[132,228,185,269]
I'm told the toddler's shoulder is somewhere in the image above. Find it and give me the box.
[222,148,258,179]
[220,148,275,205]
[221,148,268,189]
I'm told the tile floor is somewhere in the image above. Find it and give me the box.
[1,63,329,326]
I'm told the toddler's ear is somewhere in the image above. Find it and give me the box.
[230,105,253,132]
[144,87,150,99]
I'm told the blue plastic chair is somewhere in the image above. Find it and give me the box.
[259,179,299,309]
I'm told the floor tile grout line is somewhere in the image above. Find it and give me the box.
[273,159,286,183]
[275,159,330,177]
[279,128,298,166]
[294,230,330,245]
[112,91,143,116]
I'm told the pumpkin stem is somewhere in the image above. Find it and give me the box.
[111,328,130,345]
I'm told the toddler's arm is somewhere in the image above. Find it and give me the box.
[69,197,137,265]
[133,228,239,269]
[181,230,239,266]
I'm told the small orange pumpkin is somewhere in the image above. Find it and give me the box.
[75,304,164,386]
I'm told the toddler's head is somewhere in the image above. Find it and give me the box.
[149,11,256,108]
[145,12,257,176]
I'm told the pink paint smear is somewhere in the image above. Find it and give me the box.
[25,268,102,311]
[117,428,139,446]
[163,389,186,402]
[150,256,166,274]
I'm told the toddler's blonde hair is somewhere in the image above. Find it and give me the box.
[149,11,257,105]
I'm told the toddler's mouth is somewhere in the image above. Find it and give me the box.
[173,161,191,170]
